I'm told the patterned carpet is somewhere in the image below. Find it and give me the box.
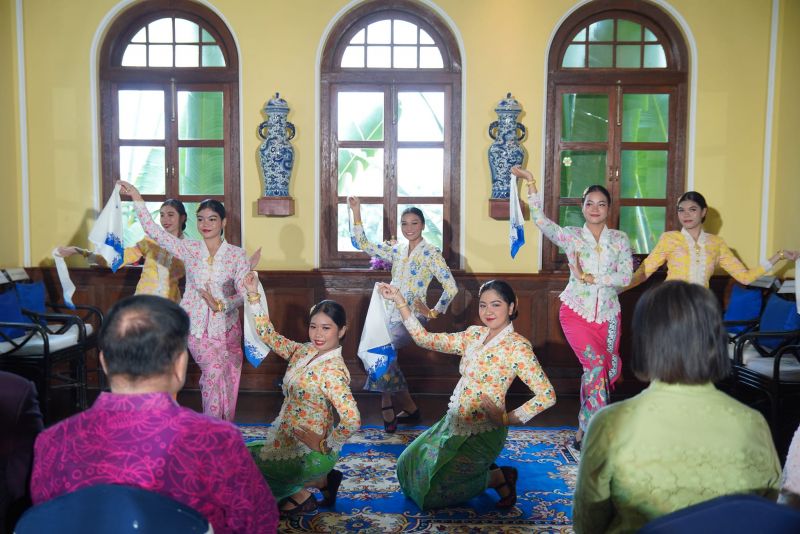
[239,425,578,533]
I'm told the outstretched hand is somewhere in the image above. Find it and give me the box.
[511,166,537,195]
[116,180,143,202]
[377,282,404,305]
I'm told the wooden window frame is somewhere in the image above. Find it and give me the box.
[99,0,241,244]
[543,0,689,271]
[320,0,462,269]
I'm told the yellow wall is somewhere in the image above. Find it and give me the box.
[769,0,799,277]
[6,0,797,272]
[0,0,22,267]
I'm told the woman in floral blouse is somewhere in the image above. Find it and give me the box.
[118,181,250,422]
[380,279,555,510]
[57,199,187,303]
[626,191,797,290]
[243,271,361,517]
[512,166,632,450]
[348,196,458,432]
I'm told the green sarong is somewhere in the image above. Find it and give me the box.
[397,416,508,509]
[247,441,338,501]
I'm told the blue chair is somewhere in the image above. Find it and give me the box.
[639,494,800,533]
[14,484,211,533]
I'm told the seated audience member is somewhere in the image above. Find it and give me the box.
[572,281,781,534]
[29,295,278,534]
[0,371,43,534]
[781,424,800,508]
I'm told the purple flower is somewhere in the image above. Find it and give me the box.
[370,256,392,271]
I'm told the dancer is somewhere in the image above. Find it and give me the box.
[118,181,249,422]
[243,271,360,516]
[512,166,632,450]
[627,191,798,290]
[348,196,458,432]
[57,199,187,302]
[380,279,555,509]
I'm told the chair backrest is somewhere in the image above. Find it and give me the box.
[639,494,800,534]
[759,293,800,349]
[14,484,211,534]
[724,283,765,334]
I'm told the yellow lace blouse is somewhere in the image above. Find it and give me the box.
[250,308,361,461]
[403,316,556,436]
[629,229,771,290]
[123,238,185,303]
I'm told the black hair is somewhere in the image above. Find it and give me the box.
[400,206,426,226]
[197,199,226,220]
[478,279,519,321]
[161,198,188,231]
[309,299,347,330]
[632,280,730,384]
[677,191,708,222]
[99,295,190,379]
[582,184,611,205]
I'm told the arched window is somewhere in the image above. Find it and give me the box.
[99,0,241,244]
[542,1,689,270]
[320,0,462,268]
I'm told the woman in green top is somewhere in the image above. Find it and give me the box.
[572,281,781,534]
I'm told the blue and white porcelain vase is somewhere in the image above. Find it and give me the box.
[258,93,296,197]
[488,93,527,199]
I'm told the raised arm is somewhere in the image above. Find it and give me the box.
[509,344,556,424]
[717,240,769,286]
[379,282,467,355]
[243,272,303,361]
[320,368,361,453]
[348,196,395,261]
[117,181,189,261]
[512,166,576,252]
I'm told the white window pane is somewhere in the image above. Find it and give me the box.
[393,46,417,68]
[118,90,165,139]
[397,204,443,251]
[148,18,173,43]
[338,148,384,196]
[338,92,384,141]
[644,28,658,42]
[366,46,391,68]
[121,44,146,67]
[175,45,199,67]
[174,18,199,42]
[419,46,443,68]
[338,203,383,251]
[350,28,365,44]
[201,45,225,67]
[643,44,667,68]
[119,146,165,194]
[394,20,417,44]
[398,148,443,196]
[398,92,444,142]
[149,44,173,67]
[131,28,147,43]
[341,45,364,68]
[366,20,391,44]
[419,29,434,45]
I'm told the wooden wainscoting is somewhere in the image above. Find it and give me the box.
[28,267,728,397]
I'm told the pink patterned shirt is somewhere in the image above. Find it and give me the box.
[135,201,248,339]
[30,392,278,534]
[529,193,633,324]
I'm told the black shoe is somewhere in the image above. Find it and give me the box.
[279,493,318,517]
[495,466,518,509]
[572,438,582,451]
[320,469,343,507]
[396,408,421,424]
[382,405,397,433]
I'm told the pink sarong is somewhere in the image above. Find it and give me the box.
[188,321,243,422]
[559,303,621,431]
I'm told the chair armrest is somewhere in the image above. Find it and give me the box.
[773,344,800,379]
[0,321,50,353]
[723,319,760,327]
[20,309,85,339]
[733,330,800,365]
[47,302,103,332]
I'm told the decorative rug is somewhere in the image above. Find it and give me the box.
[239,425,578,533]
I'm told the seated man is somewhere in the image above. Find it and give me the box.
[30,295,278,534]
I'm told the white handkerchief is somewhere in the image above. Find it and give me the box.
[52,248,76,309]
[243,278,271,368]
[88,184,125,272]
